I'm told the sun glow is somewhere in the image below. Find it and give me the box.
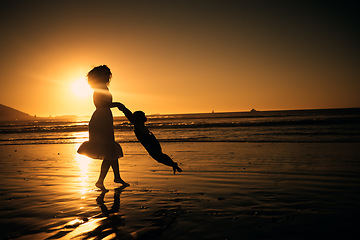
[71,78,92,98]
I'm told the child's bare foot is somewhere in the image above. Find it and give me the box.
[172,163,182,175]
[95,181,108,192]
[114,178,130,187]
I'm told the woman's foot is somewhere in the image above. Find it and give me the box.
[114,178,130,187]
[95,181,108,192]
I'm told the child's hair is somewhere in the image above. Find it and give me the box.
[87,65,112,85]
[133,111,147,123]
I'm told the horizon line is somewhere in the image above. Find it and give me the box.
[31,106,360,119]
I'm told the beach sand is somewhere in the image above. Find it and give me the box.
[1,142,360,239]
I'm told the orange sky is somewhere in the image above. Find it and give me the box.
[0,1,359,117]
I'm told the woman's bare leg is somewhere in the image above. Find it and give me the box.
[111,159,129,186]
[111,159,121,181]
[96,159,111,190]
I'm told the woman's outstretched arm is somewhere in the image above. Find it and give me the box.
[115,103,135,124]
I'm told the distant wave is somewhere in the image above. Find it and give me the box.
[1,108,359,145]
[0,116,358,134]
[2,138,360,146]
[142,116,360,128]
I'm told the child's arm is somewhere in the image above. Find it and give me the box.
[116,103,135,124]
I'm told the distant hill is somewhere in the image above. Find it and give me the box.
[0,104,34,121]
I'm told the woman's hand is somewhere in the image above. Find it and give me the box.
[114,103,134,123]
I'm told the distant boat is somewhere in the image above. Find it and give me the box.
[250,108,258,113]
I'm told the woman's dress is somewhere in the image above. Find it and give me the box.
[77,88,123,160]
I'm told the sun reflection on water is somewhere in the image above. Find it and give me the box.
[74,146,92,197]
[72,131,89,144]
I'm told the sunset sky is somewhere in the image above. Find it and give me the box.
[1,0,359,117]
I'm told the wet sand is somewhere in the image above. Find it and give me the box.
[1,142,360,239]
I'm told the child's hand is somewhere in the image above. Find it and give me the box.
[116,103,125,110]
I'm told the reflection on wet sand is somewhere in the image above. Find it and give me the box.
[75,153,91,196]
[46,186,130,240]
[75,186,130,240]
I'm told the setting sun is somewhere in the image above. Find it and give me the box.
[71,78,92,98]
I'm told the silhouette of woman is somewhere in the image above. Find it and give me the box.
[77,65,129,190]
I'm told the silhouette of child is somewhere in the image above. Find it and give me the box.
[117,104,182,174]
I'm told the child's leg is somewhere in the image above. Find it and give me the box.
[96,159,111,190]
[151,152,182,174]
[150,152,173,166]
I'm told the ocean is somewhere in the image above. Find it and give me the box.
[1,108,360,146]
[1,108,360,239]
